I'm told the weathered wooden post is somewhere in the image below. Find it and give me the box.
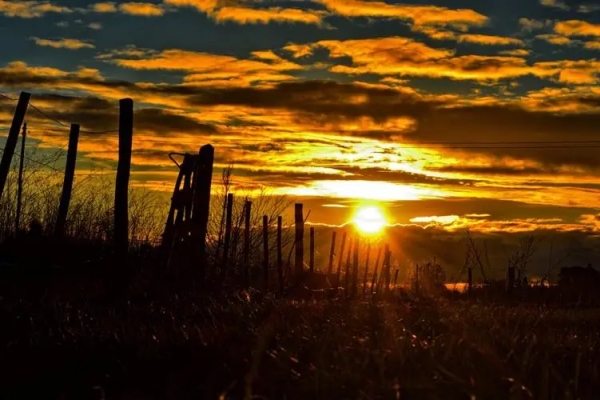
[327,231,336,275]
[114,98,133,257]
[15,123,27,233]
[277,215,283,291]
[344,238,353,293]
[362,243,371,297]
[352,238,359,296]
[379,244,389,293]
[309,226,315,273]
[294,203,304,276]
[506,266,515,293]
[55,123,80,237]
[371,246,382,294]
[222,193,234,271]
[415,264,420,296]
[336,231,347,286]
[0,91,30,201]
[244,200,251,287]
[393,269,399,287]
[467,267,473,297]
[263,215,269,289]
[193,144,214,274]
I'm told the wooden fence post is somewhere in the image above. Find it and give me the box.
[222,193,234,272]
[263,215,269,289]
[371,246,382,294]
[344,238,353,293]
[393,269,399,287]
[371,246,381,294]
[468,267,473,297]
[55,123,80,237]
[193,144,214,273]
[294,203,304,277]
[15,123,27,233]
[309,227,315,273]
[277,215,283,291]
[415,264,420,296]
[244,200,251,288]
[362,243,371,297]
[327,231,336,275]
[0,91,30,201]
[379,244,389,293]
[114,98,133,257]
[352,238,359,296]
[336,231,347,286]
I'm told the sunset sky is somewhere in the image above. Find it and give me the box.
[2,0,600,235]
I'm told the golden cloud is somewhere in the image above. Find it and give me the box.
[299,37,556,81]
[0,0,71,18]
[540,0,569,11]
[91,2,117,13]
[457,33,524,46]
[555,20,600,37]
[500,49,530,57]
[119,2,165,16]
[104,48,302,87]
[30,37,95,50]
[536,34,574,45]
[163,0,324,25]
[214,6,325,25]
[316,0,488,26]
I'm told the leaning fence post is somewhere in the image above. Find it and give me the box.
[336,231,347,286]
[193,144,214,274]
[294,203,304,277]
[344,238,353,294]
[371,246,382,294]
[352,238,359,297]
[309,227,315,273]
[244,200,251,287]
[277,215,283,291]
[15,123,27,233]
[263,215,269,289]
[222,193,234,273]
[468,267,473,297]
[114,98,133,257]
[362,243,371,297]
[327,231,336,275]
[0,91,30,201]
[55,123,80,237]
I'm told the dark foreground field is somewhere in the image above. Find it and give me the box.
[1,274,600,400]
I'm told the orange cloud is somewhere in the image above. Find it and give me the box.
[297,37,555,81]
[585,40,600,49]
[30,37,95,50]
[316,0,488,26]
[105,48,302,87]
[540,0,569,11]
[555,20,600,37]
[163,0,324,25]
[91,2,117,13]
[457,34,524,46]
[500,49,530,57]
[119,2,165,16]
[0,0,71,18]
[536,34,574,45]
[214,6,325,25]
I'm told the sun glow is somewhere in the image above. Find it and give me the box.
[353,206,386,234]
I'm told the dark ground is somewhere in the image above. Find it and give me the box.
[1,261,600,400]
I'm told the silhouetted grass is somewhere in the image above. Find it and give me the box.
[1,268,599,399]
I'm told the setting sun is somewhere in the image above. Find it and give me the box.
[353,206,387,234]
